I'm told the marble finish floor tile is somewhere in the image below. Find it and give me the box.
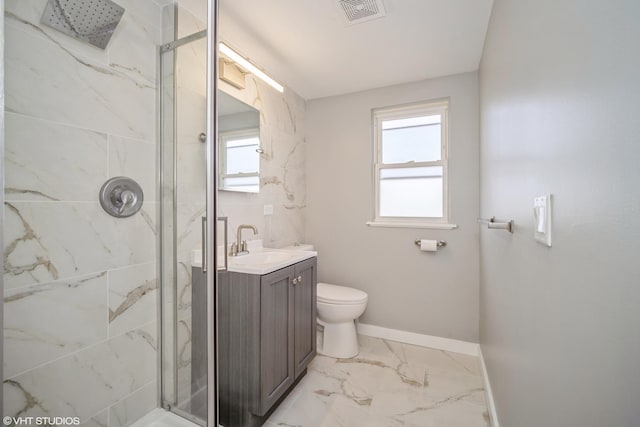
[266,336,489,427]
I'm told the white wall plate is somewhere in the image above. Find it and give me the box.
[533,194,552,247]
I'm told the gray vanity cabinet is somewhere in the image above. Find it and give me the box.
[208,256,317,427]
[257,266,295,415]
[293,259,317,378]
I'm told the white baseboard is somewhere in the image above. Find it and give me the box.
[356,322,479,356]
[479,347,500,427]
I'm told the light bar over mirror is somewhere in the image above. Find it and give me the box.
[219,42,284,93]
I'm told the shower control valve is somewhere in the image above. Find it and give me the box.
[99,177,144,218]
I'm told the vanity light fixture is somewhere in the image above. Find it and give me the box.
[219,42,284,93]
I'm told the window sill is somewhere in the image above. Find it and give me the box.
[366,221,458,230]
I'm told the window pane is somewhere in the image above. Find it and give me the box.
[226,137,259,174]
[223,176,259,193]
[381,115,441,164]
[379,166,443,218]
[382,115,441,130]
[382,120,441,163]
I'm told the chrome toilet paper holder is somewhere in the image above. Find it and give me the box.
[414,240,447,248]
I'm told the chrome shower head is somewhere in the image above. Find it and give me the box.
[41,0,125,50]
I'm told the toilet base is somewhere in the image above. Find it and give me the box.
[317,319,359,359]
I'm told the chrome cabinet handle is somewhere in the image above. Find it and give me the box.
[297,275,302,282]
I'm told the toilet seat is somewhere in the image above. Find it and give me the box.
[317,282,367,305]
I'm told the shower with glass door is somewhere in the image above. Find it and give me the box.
[1,0,218,426]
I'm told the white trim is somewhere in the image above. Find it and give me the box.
[366,221,458,229]
[479,347,500,427]
[371,99,450,226]
[356,322,478,356]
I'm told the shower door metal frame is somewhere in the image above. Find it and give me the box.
[205,2,220,426]
[0,0,5,416]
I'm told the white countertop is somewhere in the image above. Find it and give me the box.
[192,240,317,275]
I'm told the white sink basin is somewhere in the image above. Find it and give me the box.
[231,251,294,266]
[191,240,317,274]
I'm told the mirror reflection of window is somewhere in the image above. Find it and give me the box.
[219,128,260,192]
[218,90,261,193]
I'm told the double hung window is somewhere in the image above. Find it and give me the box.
[370,100,452,228]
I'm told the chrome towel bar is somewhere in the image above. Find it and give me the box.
[478,216,514,233]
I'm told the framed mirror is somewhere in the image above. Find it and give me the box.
[218,90,261,193]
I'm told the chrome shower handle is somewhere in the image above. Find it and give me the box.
[117,190,136,214]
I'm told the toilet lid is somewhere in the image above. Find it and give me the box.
[317,282,368,305]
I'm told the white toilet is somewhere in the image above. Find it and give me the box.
[316,282,368,359]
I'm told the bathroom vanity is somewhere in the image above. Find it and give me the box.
[191,246,317,426]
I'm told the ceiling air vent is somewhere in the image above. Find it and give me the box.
[337,0,386,25]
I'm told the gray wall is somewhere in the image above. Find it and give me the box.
[479,1,640,426]
[306,73,480,342]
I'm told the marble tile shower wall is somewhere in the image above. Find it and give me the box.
[3,0,161,425]
[219,77,307,249]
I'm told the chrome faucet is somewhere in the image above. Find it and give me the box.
[230,224,258,256]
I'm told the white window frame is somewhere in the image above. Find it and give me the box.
[367,99,457,229]
[218,127,261,192]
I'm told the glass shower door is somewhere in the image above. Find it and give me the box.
[159,2,218,424]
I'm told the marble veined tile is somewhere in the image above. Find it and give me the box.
[176,1,207,39]
[176,37,207,98]
[176,86,206,146]
[266,387,333,427]
[267,336,489,427]
[4,202,156,289]
[176,259,193,316]
[176,143,207,205]
[4,113,108,202]
[6,0,160,86]
[86,410,109,427]
[6,25,155,141]
[320,395,403,427]
[245,76,301,134]
[3,323,157,422]
[108,263,158,337]
[401,399,489,427]
[423,370,485,406]
[176,203,206,265]
[385,340,480,376]
[107,0,162,85]
[3,272,108,379]
[109,381,157,427]
[5,0,110,65]
[108,136,157,202]
[175,317,193,410]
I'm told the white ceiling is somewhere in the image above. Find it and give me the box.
[219,0,494,100]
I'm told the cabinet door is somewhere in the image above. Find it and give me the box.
[293,258,317,379]
[257,267,295,415]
